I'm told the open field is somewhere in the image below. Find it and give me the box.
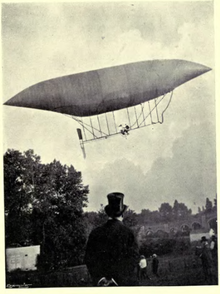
[6,248,218,288]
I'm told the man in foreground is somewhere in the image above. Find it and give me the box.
[84,192,139,286]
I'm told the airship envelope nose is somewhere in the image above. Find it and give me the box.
[178,60,211,80]
[169,60,212,90]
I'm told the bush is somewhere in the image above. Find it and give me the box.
[139,237,190,257]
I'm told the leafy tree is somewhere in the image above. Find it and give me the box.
[137,209,151,224]
[32,160,89,268]
[173,200,179,219]
[150,210,161,223]
[82,204,108,233]
[94,204,108,226]
[137,209,161,224]
[159,202,173,222]
[4,149,40,246]
[205,197,212,213]
[4,149,89,269]
[213,195,217,211]
[172,200,191,219]
[83,211,99,237]
[84,211,98,225]
[123,209,138,228]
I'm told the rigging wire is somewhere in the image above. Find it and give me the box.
[112,111,117,133]
[97,115,102,134]
[67,115,108,138]
[134,106,139,128]
[158,91,173,124]
[148,101,154,125]
[63,91,173,142]
[154,99,160,123]
[141,103,146,126]
[136,93,172,127]
[81,117,87,141]
[105,113,110,135]
[90,117,95,138]
[127,108,131,128]
[130,94,166,128]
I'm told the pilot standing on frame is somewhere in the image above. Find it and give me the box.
[84,192,139,286]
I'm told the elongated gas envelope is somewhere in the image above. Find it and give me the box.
[4,59,211,117]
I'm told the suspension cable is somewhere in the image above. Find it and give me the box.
[97,115,102,133]
[105,113,110,135]
[112,111,117,133]
[155,99,160,123]
[148,101,153,125]
[90,117,96,138]
[63,91,173,140]
[81,117,87,141]
[130,94,166,128]
[127,108,131,128]
[158,91,173,124]
[137,94,167,126]
[71,116,108,138]
[141,103,146,126]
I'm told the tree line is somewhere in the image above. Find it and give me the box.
[4,149,217,270]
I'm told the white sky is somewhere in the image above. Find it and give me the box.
[2,1,217,214]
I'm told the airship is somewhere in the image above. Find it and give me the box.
[4,59,211,156]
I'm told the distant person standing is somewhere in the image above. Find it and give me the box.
[84,192,139,286]
[138,255,149,280]
[199,236,213,284]
[152,254,159,277]
[210,235,218,283]
[210,235,217,262]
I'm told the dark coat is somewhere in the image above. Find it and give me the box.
[200,245,212,269]
[84,219,139,286]
[152,258,159,274]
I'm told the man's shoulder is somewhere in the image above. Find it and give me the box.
[89,224,105,235]
[89,220,134,236]
[110,220,136,237]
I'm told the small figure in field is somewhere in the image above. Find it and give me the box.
[210,235,217,263]
[152,254,159,277]
[199,236,213,284]
[210,234,218,284]
[138,255,150,280]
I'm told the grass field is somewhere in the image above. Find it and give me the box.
[138,253,217,286]
[6,247,218,287]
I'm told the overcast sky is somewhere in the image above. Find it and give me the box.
[2,1,216,214]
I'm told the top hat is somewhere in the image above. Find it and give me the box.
[201,236,208,242]
[105,192,128,217]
